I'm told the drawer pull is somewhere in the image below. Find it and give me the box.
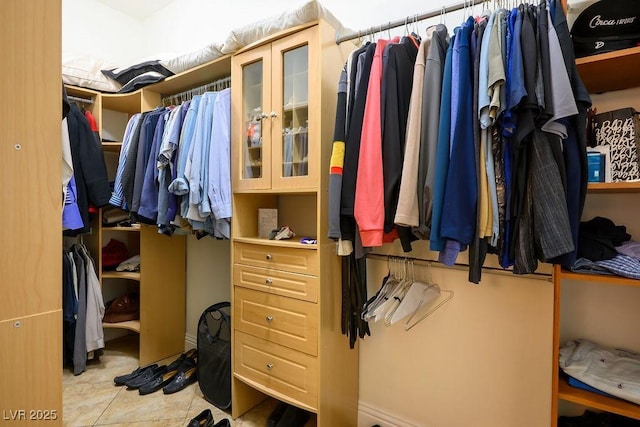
[266,363,274,370]
[265,278,273,284]
[266,254,273,260]
[266,315,274,323]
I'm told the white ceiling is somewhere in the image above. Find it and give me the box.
[96,0,174,20]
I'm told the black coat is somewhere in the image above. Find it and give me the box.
[65,104,111,235]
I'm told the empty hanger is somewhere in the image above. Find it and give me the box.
[403,264,454,331]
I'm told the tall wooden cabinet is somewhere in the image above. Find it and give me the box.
[1,0,62,424]
[230,21,359,426]
[551,47,640,425]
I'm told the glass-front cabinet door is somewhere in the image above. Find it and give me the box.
[232,44,272,191]
[271,28,318,191]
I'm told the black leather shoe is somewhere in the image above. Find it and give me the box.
[113,364,157,386]
[213,419,231,427]
[166,348,197,372]
[163,357,197,394]
[124,365,167,389]
[138,366,178,395]
[187,409,214,427]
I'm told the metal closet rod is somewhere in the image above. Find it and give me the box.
[364,252,553,281]
[335,0,468,44]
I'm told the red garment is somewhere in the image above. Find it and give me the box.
[84,110,98,132]
[354,37,399,247]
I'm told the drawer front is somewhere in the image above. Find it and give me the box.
[234,287,318,356]
[234,330,318,410]
[233,264,318,303]
[234,242,319,275]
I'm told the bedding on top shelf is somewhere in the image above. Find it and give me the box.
[63,0,349,93]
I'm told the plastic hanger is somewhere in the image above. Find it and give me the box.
[385,259,420,326]
[403,264,454,331]
[362,257,400,321]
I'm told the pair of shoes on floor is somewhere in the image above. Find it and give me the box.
[267,402,310,427]
[114,349,198,395]
[139,353,198,395]
[187,409,231,427]
[114,363,158,386]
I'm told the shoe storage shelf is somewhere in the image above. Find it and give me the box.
[551,34,640,425]
[64,53,231,365]
[230,21,359,426]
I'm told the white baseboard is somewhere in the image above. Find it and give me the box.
[358,401,420,427]
[184,333,197,349]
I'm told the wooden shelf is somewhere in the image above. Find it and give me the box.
[150,55,232,96]
[102,224,140,232]
[587,182,640,193]
[576,46,640,93]
[233,236,317,249]
[103,319,140,333]
[65,85,100,99]
[558,376,640,420]
[558,269,640,287]
[102,271,141,281]
[102,142,122,152]
[102,91,142,114]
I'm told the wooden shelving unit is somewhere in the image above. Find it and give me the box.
[102,271,141,281]
[558,377,640,420]
[587,181,640,193]
[553,183,640,424]
[575,46,640,94]
[103,320,140,333]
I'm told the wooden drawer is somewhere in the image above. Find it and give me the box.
[234,330,318,410]
[233,264,318,303]
[234,242,319,275]
[234,287,318,356]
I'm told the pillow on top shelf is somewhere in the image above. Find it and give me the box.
[63,53,122,93]
[115,71,168,93]
[102,58,175,93]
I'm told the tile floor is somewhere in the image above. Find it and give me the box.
[62,334,311,427]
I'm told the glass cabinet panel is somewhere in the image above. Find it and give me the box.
[242,60,264,180]
[280,45,309,178]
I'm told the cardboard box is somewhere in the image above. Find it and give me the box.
[258,209,278,239]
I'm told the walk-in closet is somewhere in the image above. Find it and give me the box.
[3,0,640,426]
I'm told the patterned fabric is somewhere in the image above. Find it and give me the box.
[596,254,640,280]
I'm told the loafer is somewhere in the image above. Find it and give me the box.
[138,366,179,395]
[163,357,197,394]
[166,348,197,372]
[187,409,214,427]
[124,365,167,389]
[213,420,231,427]
[113,364,157,386]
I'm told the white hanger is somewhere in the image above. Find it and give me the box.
[403,263,454,331]
[384,259,417,326]
[362,257,400,321]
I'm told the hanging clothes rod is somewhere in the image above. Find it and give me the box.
[335,0,469,44]
[161,76,231,106]
[67,95,94,105]
[364,252,553,282]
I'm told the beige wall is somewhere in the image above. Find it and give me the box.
[357,240,554,427]
[185,236,231,347]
